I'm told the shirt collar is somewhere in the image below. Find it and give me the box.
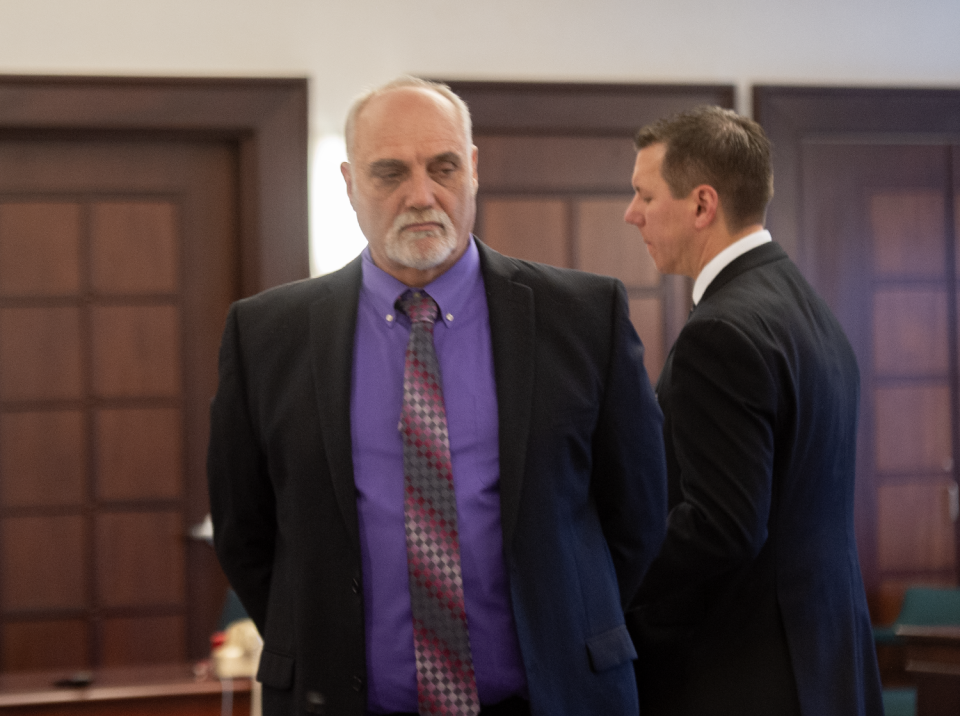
[359,236,482,328]
[692,229,772,305]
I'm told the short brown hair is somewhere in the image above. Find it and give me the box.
[634,106,773,231]
[344,76,472,162]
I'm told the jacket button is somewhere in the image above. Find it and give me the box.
[352,675,364,692]
[351,577,360,594]
[305,691,325,714]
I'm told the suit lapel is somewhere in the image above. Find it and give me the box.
[477,242,535,547]
[309,256,363,548]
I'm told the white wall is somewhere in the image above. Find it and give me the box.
[2,0,959,271]
[3,0,959,128]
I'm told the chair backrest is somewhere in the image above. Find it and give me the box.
[897,587,960,626]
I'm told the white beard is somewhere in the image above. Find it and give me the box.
[383,208,457,270]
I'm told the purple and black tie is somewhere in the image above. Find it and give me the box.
[396,290,481,716]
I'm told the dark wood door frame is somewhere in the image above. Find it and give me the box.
[442,80,735,135]
[754,86,960,269]
[0,75,309,296]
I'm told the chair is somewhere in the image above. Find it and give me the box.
[873,586,960,716]
[217,588,250,631]
[881,687,916,716]
[874,586,960,644]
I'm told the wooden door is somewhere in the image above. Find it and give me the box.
[444,82,735,382]
[755,87,960,622]
[0,77,308,672]
[0,137,235,671]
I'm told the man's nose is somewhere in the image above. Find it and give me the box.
[624,198,644,227]
[407,168,436,209]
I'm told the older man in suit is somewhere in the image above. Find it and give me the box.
[207,76,667,716]
[623,106,883,716]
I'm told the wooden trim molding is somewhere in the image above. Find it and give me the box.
[754,85,960,266]
[443,80,736,135]
[0,75,310,295]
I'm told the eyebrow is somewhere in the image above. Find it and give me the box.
[367,151,464,177]
[430,152,461,165]
[368,159,407,175]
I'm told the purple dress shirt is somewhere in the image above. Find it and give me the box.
[350,238,528,713]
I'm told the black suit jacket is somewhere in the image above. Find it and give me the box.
[627,243,883,716]
[207,241,667,715]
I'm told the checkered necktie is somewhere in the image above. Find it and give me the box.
[397,290,480,716]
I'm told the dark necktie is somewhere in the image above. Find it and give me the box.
[396,290,480,716]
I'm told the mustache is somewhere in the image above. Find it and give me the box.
[391,208,453,234]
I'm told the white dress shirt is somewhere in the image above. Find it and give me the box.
[692,229,772,306]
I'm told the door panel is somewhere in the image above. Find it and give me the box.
[2,619,89,671]
[873,385,952,473]
[878,481,957,572]
[101,615,186,666]
[801,142,958,596]
[90,201,180,294]
[90,305,183,396]
[0,307,84,400]
[872,288,948,375]
[476,136,640,190]
[0,203,81,294]
[0,75,308,671]
[1,516,86,610]
[0,138,235,671]
[95,408,182,501]
[576,197,661,287]
[871,190,946,278]
[96,511,186,608]
[0,411,86,506]
[481,198,569,266]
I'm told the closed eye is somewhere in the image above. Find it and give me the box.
[369,159,408,183]
[429,152,462,181]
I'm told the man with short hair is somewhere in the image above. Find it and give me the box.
[207,76,667,716]
[623,106,883,716]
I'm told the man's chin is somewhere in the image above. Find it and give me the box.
[387,237,456,272]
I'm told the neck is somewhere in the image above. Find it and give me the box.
[693,223,764,278]
[388,264,453,288]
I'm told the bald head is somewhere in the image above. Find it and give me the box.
[344,76,472,162]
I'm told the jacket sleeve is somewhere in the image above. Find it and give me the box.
[207,302,276,633]
[629,317,778,629]
[592,281,669,607]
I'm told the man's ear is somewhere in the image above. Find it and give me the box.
[341,162,356,208]
[470,145,479,193]
[692,184,719,230]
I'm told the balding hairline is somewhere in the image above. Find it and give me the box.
[344,76,473,162]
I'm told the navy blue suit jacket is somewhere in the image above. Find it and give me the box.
[208,241,668,715]
[628,242,883,716]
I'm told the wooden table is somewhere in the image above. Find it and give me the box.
[0,663,251,715]
[898,625,960,716]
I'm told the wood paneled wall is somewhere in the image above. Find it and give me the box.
[446,81,735,382]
